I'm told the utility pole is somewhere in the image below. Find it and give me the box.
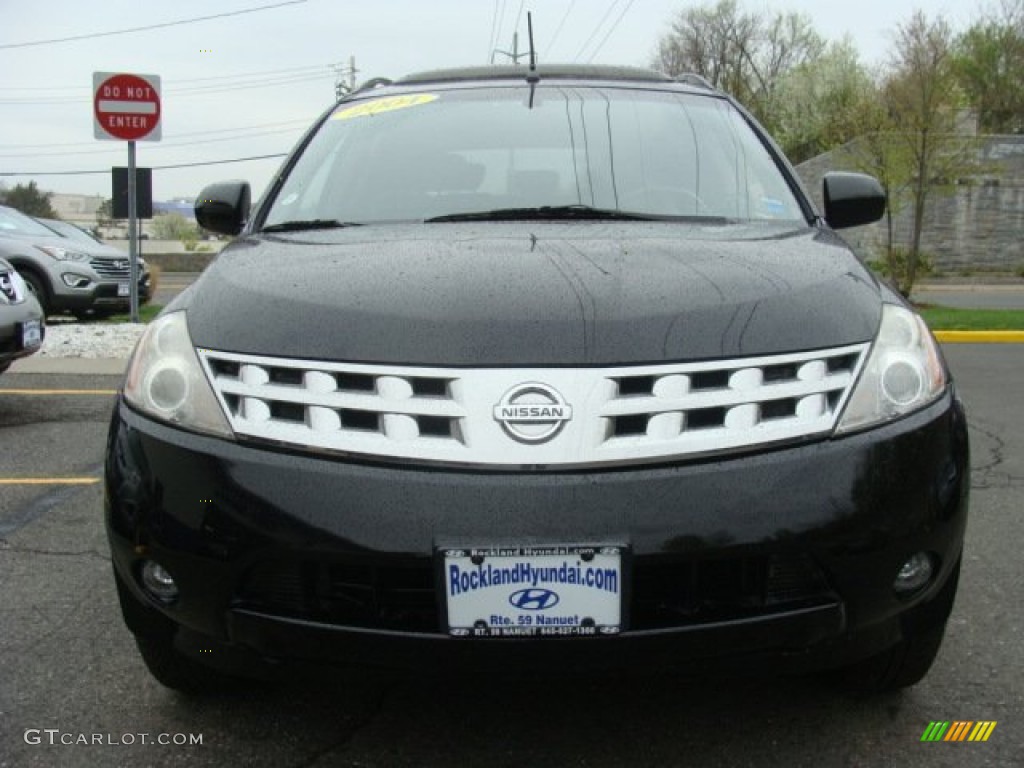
[333,57,359,99]
[492,31,530,65]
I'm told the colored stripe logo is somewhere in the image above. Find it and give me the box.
[921,721,997,742]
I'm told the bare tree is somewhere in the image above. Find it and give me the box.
[655,0,759,98]
[886,11,976,293]
[654,0,823,131]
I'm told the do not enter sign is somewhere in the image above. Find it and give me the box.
[93,72,162,142]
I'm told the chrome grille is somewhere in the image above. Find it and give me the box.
[199,344,868,468]
[90,257,130,279]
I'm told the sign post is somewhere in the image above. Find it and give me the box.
[93,72,161,323]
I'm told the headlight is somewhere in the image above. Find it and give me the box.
[124,311,233,438]
[35,245,90,262]
[836,304,946,433]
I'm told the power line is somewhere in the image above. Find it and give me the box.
[0,120,312,151]
[0,63,333,92]
[0,126,308,159]
[0,71,335,105]
[574,0,622,62]
[487,0,501,61]
[545,0,578,59]
[513,0,526,38]
[491,0,509,63]
[0,154,288,177]
[0,0,308,51]
[586,0,637,63]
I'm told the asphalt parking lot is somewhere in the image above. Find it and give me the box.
[0,345,1021,767]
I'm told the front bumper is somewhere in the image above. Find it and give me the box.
[105,391,969,676]
[45,266,150,312]
[0,301,45,367]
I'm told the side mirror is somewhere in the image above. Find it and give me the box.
[822,172,886,230]
[195,181,251,236]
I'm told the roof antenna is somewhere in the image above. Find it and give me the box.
[527,11,539,108]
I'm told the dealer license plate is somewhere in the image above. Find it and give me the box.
[20,320,42,350]
[117,283,130,297]
[443,545,623,638]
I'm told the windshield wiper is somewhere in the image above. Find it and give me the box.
[425,205,661,223]
[261,219,362,233]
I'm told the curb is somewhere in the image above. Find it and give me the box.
[8,357,129,375]
[933,331,1024,343]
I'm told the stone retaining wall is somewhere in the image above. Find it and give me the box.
[796,136,1024,272]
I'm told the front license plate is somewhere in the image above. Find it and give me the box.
[20,320,42,350]
[117,283,130,297]
[443,546,623,638]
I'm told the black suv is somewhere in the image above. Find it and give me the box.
[105,66,969,693]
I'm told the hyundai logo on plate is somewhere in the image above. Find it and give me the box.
[509,588,560,611]
[493,382,573,444]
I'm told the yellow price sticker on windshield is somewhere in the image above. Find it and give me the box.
[332,93,439,121]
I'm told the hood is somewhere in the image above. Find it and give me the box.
[182,222,882,366]
[0,230,124,259]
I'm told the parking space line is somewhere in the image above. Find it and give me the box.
[0,389,118,396]
[0,478,101,485]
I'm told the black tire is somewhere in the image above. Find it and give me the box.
[135,635,243,695]
[20,270,51,316]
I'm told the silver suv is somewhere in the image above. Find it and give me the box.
[0,257,44,374]
[0,204,140,318]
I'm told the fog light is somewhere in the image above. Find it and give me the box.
[140,560,179,602]
[61,273,91,289]
[894,552,933,595]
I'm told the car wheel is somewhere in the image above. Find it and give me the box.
[20,270,51,316]
[135,635,244,695]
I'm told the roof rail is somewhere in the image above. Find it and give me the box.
[353,77,393,95]
[675,73,715,91]
[398,65,672,85]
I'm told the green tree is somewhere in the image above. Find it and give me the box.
[954,0,1024,133]
[150,212,199,241]
[841,113,917,283]
[0,181,58,218]
[95,198,118,229]
[771,39,879,163]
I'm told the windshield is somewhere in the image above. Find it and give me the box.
[262,86,806,228]
[37,218,104,246]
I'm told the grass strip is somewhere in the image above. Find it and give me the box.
[103,303,164,324]
[917,305,1024,331]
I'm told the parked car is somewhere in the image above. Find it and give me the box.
[0,257,44,374]
[34,216,152,305]
[0,204,146,317]
[105,65,969,694]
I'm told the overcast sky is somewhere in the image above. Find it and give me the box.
[0,0,982,206]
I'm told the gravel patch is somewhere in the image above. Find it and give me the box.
[39,322,146,359]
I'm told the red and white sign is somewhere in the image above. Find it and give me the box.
[93,72,162,142]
